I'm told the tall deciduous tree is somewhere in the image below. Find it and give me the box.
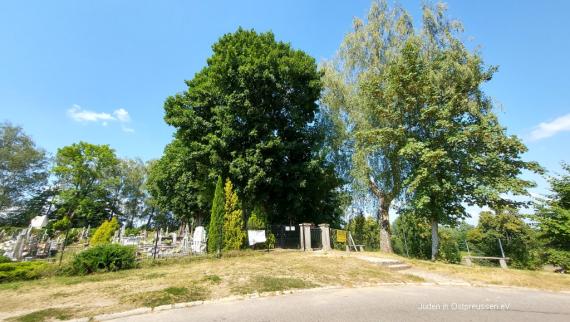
[322,1,414,252]
[0,122,48,216]
[162,28,343,225]
[323,1,540,257]
[52,141,120,227]
[208,176,224,255]
[398,4,541,260]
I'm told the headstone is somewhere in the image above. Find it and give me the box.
[191,226,207,254]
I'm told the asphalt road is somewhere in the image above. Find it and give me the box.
[115,285,570,322]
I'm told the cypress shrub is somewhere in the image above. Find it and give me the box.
[90,217,120,246]
[208,176,225,254]
[223,179,246,250]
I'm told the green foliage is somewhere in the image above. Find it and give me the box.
[438,228,462,264]
[392,213,461,263]
[0,255,11,263]
[52,141,121,227]
[346,213,380,250]
[0,122,48,217]
[124,227,141,236]
[247,209,266,230]
[468,210,541,269]
[208,177,225,254]
[161,28,343,226]
[52,216,71,232]
[90,217,120,246]
[223,179,246,250]
[68,243,137,275]
[534,163,570,251]
[0,261,50,283]
[543,249,570,271]
[392,214,432,259]
[323,1,541,256]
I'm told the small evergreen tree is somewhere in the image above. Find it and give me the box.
[90,217,120,246]
[223,179,246,250]
[208,176,224,254]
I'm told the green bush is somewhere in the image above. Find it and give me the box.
[0,261,50,283]
[0,255,11,263]
[438,228,462,264]
[544,249,570,271]
[68,244,137,275]
[247,210,266,230]
[90,217,120,246]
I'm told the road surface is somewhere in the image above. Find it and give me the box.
[114,285,570,322]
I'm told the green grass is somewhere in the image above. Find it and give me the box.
[124,284,210,308]
[203,274,222,284]
[8,308,75,322]
[233,275,317,295]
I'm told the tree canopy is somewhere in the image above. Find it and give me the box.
[0,122,49,217]
[323,1,541,256]
[157,28,344,225]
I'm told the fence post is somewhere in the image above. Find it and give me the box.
[299,223,312,251]
[319,224,331,251]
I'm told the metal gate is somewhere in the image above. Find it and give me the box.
[310,227,322,249]
[270,225,300,249]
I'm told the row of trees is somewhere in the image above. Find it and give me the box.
[0,125,156,231]
[391,164,570,269]
[2,1,562,265]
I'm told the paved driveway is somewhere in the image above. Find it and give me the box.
[115,285,570,322]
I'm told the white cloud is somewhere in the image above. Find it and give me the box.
[113,108,130,122]
[530,113,570,140]
[67,105,134,133]
[67,105,115,123]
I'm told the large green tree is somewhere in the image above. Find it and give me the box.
[324,1,540,257]
[52,141,121,227]
[162,28,343,225]
[533,163,570,269]
[0,122,49,218]
[397,4,541,260]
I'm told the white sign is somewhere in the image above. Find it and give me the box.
[30,215,48,228]
[248,230,267,246]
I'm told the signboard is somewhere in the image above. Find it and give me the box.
[336,230,347,243]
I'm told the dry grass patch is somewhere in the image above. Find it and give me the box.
[0,250,419,321]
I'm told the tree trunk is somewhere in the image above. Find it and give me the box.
[378,197,393,253]
[431,218,439,261]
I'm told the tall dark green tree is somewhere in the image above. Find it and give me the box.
[162,28,343,225]
[208,176,224,254]
[0,122,49,220]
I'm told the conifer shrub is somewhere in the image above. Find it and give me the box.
[208,176,225,254]
[68,243,136,275]
[0,261,50,283]
[90,217,120,246]
[223,179,246,250]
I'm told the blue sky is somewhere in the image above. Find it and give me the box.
[1,1,569,222]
